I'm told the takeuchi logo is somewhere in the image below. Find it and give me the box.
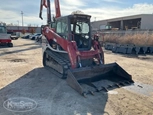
[3,97,37,112]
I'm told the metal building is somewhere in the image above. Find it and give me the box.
[91,14,153,31]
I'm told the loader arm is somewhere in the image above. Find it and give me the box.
[54,0,61,18]
[39,0,61,24]
[39,0,52,25]
[39,0,47,20]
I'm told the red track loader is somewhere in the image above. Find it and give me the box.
[39,0,134,96]
[0,23,13,47]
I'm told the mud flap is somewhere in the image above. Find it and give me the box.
[66,63,134,96]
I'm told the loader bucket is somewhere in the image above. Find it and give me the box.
[66,62,134,96]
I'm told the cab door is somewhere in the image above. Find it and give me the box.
[56,17,69,40]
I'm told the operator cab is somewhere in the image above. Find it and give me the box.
[0,23,7,33]
[69,14,91,50]
[55,14,92,51]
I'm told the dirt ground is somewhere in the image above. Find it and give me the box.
[0,38,153,115]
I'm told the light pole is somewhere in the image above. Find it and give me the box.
[21,11,24,26]
[17,20,19,30]
[17,20,19,26]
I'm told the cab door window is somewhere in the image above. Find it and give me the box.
[56,19,68,39]
[56,21,62,33]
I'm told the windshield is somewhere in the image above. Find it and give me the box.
[70,16,91,50]
[0,26,7,33]
[71,20,90,34]
[75,22,89,34]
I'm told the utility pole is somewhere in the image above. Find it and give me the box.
[17,20,19,26]
[21,11,24,26]
[17,20,19,30]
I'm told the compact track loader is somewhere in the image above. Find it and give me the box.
[39,0,134,96]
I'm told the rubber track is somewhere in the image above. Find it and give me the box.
[45,49,70,79]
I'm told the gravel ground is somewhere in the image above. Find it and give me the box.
[0,38,153,115]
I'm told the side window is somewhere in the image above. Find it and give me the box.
[56,19,68,34]
[56,19,68,39]
[56,21,62,33]
[0,27,6,33]
[61,20,68,33]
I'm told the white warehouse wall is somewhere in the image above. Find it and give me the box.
[91,20,107,30]
[141,14,153,30]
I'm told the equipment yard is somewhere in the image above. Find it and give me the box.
[0,38,152,115]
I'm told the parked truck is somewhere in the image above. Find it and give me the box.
[0,22,13,47]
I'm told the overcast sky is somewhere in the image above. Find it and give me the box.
[0,0,153,26]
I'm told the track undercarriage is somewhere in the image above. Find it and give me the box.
[43,49,69,78]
